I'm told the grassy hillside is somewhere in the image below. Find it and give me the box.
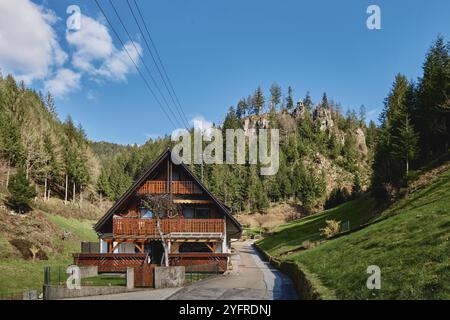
[0,199,99,295]
[258,194,377,257]
[257,166,450,299]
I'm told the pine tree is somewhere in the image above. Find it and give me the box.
[302,91,313,112]
[321,92,329,109]
[416,36,450,159]
[236,99,246,119]
[223,107,241,130]
[359,105,367,126]
[286,86,294,111]
[253,86,265,115]
[391,115,419,177]
[7,168,37,213]
[270,83,282,111]
[373,74,415,197]
[44,92,57,118]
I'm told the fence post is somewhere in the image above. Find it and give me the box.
[127,267,135,289]
[43,266,50,285]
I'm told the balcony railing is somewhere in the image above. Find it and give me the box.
[113,218,224,237]
[138,181,202,195]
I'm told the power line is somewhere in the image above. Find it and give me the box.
[132,0,190,127]
[107,0,187,130]
[94,0,178,131]
[126,0,190,129]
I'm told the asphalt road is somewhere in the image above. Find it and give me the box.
[169,241,298,300]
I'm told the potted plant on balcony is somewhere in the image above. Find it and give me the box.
[140,194,180,266]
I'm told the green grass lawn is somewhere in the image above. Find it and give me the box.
[257,194,377,257]
[258,169,450,299]
[0,214,97,295]
[243,226,264,238]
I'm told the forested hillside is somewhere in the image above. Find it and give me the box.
[96,86,375,215]
[256,35,450,300]
[0,74,100,205]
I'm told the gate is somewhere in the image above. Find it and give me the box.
[134,264,155,287]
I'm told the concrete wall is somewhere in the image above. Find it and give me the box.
[43,285,137,300]
[154,266,185,289]
[79,266,98,278]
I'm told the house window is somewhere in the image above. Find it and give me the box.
[183,208,195,219]
[195,208,210,219]
[179,242,210,253]
[139,208,154,219]
[172,171,180,181]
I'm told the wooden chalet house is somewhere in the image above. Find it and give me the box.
[74,149,242,273]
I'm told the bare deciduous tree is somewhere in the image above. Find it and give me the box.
[140,194,180,266]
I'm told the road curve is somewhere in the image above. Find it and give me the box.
[169,241,298,300]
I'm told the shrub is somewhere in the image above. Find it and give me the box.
[320,219,341,238]
[6,169,37,213]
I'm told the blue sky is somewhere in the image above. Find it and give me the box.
[2,0,450,145]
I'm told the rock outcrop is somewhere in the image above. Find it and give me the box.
[312,106,334,132]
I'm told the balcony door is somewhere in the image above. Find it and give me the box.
[182,207,210,219]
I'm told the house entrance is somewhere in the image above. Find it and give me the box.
[144,241,164,264]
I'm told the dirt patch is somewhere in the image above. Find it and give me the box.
[9,239,48,260]
[236,203,305,232]
[0,206,63,255]
[36,198,108,221]
[410,161,450,194]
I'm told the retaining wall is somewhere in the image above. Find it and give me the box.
[253,243,335,300]
[43,285,138,300]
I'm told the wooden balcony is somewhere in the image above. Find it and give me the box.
[113,218,224,237]
[138,181,202,195]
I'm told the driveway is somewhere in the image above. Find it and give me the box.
[169,241,298,300]
[67,241,297,300]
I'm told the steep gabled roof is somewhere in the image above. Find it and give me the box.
[94,148,242,233]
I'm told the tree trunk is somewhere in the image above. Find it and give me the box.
[6,159,10,187]
[72,182,76,204]
[64,174,68,205]
[44,172,48,202]
[47,189,51,201]
[406,157,409,177]
[80,185,83,205]
[157,218,169,267]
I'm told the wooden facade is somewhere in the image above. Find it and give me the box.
[138,180,202,195]
[74,149,242,275]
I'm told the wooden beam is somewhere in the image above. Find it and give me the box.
[206,243,215,252]
[134,243,144,253]
[111,240,124,253]
[173,199,212,204]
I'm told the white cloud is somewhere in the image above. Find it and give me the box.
[191,116,214,138]
[94,42,142,81]
[66,14,114,72]
[0,0,66,83]
[66,14,141,82]
[0,1,141,97]
[44,68,81,97]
